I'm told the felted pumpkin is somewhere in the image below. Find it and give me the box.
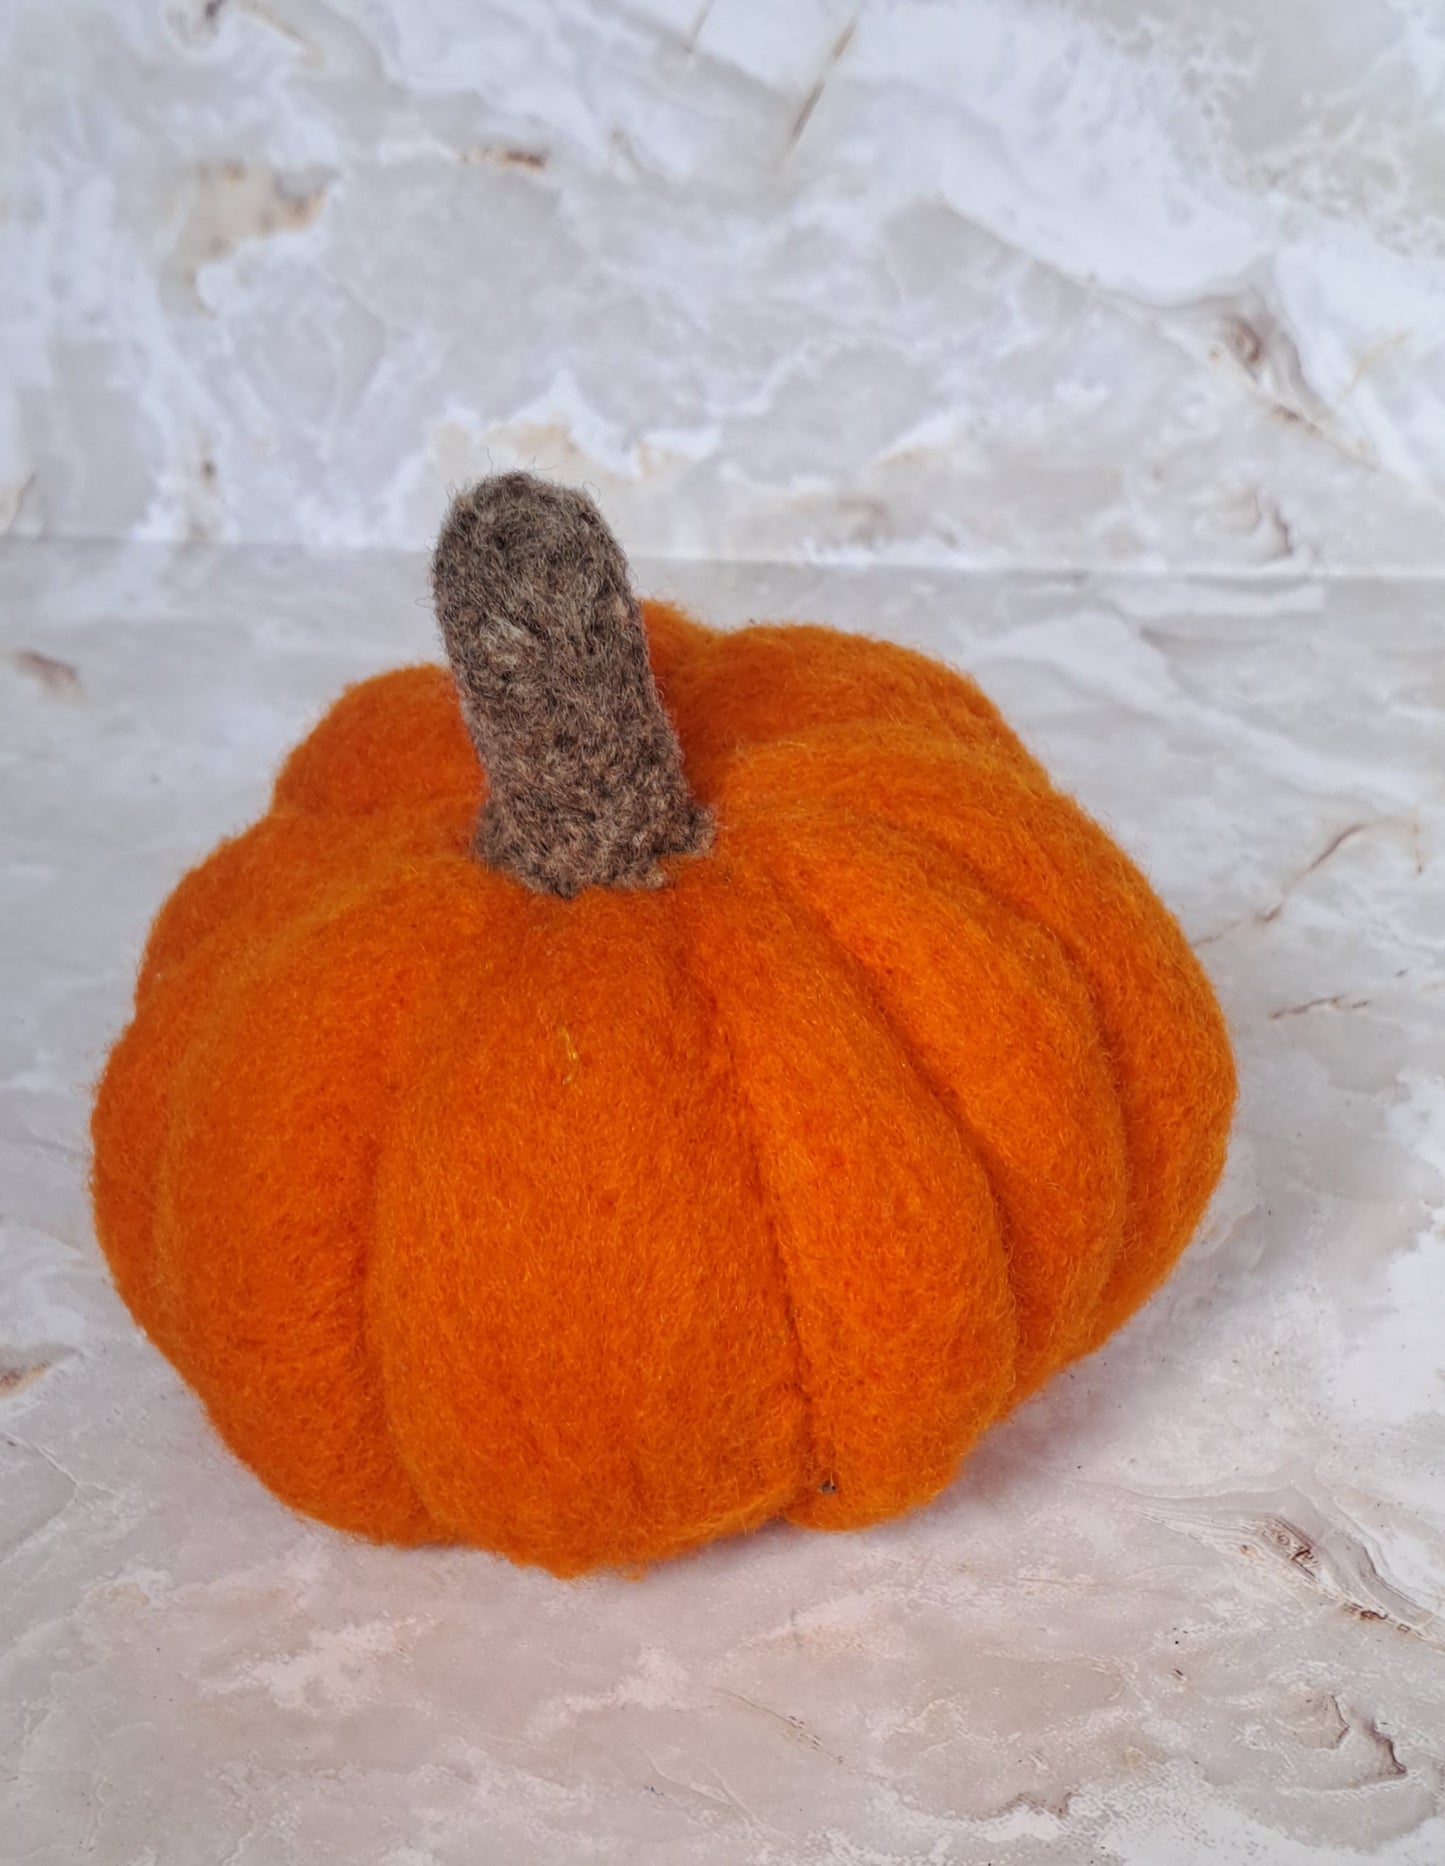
[91,473,1235,1578]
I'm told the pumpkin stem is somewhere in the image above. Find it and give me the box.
[431,473,713,898]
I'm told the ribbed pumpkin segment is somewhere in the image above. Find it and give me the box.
[95,811,445,1343]
[737,727,1236,1339]
[653,614,1047,796]
[371,872,810,1577]
[146,867,487,1543]
[738,795,1130,1395]
[273,665,480,820]
[678,835,1017,1533]
[92,954,223,1356]
[135,809,450,1002]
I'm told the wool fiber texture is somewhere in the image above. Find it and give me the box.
[432,472,711,897]
[91,483,1236,1577]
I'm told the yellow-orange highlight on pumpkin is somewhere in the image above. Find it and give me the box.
[91,474,1235,1577]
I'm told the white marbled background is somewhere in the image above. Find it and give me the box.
[4,0,1445,567]
[5,546,1445,1864]
[4,4,1445,1864]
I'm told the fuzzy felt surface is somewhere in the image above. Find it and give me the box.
[90,601,1236,1576]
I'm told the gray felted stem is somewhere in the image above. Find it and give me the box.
[431,473,713,899]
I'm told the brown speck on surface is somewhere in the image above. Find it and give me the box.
[460,145,548,171]
[0,1362,51,1397]
[718,1690,848,1766]
[1355,1714,1408,1781]
[168,162,333,306]
[1297,822,1373,884]
[1196,819,1390,946]
[1269,994,1372,1020]
[1265,1518,1320,1574]
[1264,499,1294,560]
[14,650,82,695]
[1254,821,1368,925]
[1226,315,1264,370]
[787,17,858,152]
[1198,291,1360,459]
[682,0,715,55]
[1342,329,1411,398]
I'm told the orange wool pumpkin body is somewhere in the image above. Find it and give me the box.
[92,599,1235,1577]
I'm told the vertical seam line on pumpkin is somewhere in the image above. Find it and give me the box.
[678,874,824,1510]
[139,876,438,1540]
[745,832,1022,1419]
[769,737,1141,1357]
[894,808,1146,1341]
[858,803,1133,1364]
[366,873,586,1545]
[302,876,458,1543]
